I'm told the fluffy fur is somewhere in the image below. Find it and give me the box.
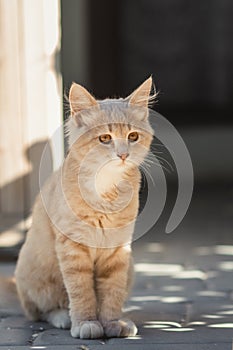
[14,77,154,339]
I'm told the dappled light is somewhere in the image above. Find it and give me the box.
[134,263,182,276]
[145,321,182,327]
[202,314,225,319]
[131,296,161,302]
[144,324,170,328]
[197,291,226,297]
[218,261,233,271]
[163,327,194,332]
[123,305,142,312]
[208,323,233,328]
[143,321,194,332]
[162,285,184,292]
[141,314,233,333]
[187,321,206,326]
[132,240,233,341]
[217,310,233,315]
[161,296,188,303]
[173,270,207,280]
[127,335,142,339]
[214,246,233,255]
[194,245,233,256]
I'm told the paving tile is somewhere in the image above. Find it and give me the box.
[0,345,231,350]
[107,327,233,345]
[92,345,230,350]
[0,316,51,331]
[33,329,102,346]
[0,328,32,346]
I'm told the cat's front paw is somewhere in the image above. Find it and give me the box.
[71,320,104,339]
[103,318,137,338]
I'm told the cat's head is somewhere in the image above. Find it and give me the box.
[66,77,155,173]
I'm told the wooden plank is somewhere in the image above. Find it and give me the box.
[0,0,63,226]
[0,0,26,215]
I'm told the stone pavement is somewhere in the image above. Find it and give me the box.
[0,184,233,349]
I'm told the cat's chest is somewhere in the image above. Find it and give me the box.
[95,162,126,196]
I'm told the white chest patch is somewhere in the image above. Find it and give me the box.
[95,160,126,195]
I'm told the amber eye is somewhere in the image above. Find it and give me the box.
[128,131,139,142]
[99,134,112,144]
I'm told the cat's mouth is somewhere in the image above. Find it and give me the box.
[107,158,128,170]
[117,158,136,169]
[119,159,127,166]
[109,157,136,170]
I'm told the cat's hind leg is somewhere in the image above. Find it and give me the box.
[16,287,40,321]
[42,308,71,329]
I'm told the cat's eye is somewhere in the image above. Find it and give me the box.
[128,131,139,142]
[99,134,112,144]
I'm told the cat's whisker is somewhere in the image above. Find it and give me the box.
[145,156,162,167]
[140,156,167,185]
[149,147,174,172]
[151,142,166,147]
[150,147,164,154]
[140,164,155,186]
[143,156,172,174]
[146,151,173,171]
[143,159,161,169]
[140,170,147,191]
[150,150,164,154]
[150,145,166,154]
[153,155,174,172]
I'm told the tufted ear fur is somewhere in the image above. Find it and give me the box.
[69,83,98,116]
[128,76,153,108]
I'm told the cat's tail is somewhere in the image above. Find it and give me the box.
[0,275,22,314]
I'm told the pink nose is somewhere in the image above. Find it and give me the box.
[117,153,129,161]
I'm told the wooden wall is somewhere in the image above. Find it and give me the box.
[0,0,63,239]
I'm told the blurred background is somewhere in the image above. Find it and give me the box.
[0,0,233,258]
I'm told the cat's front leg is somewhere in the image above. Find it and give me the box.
[96,247,137,338]
[56,237,103,339]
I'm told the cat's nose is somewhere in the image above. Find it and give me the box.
[117,153,129,161]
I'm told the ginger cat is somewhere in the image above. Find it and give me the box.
[15,77,154,339]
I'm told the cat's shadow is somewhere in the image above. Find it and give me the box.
[0,140,53,255]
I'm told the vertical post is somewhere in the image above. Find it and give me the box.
[61,0,90,92]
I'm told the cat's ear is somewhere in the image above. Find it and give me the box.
[69,83,98,116]
[128,76,153,108]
